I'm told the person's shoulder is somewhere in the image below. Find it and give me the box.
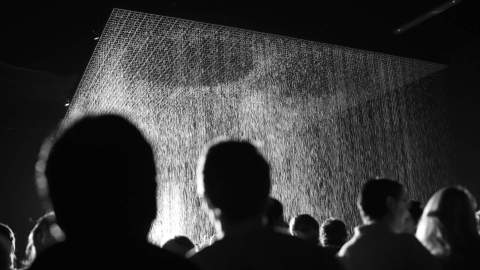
[396,233,441,269]
[261,229,307,244]
[192,231,341,270]
[189,240,235,270]
[257,229,322,252]
[396,233,424,248]
[31,241,198,270]
[136,243,199,270]
[190,239,227,262]
[337,231,360,258]
[395,233,433,255]
[265,230,341,268]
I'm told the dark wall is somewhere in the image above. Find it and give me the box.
[0,62,76,260]
[447,38,480,199]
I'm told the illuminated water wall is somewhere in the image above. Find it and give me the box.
[67,8,452,245]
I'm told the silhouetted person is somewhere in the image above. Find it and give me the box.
[163,236,196,257]
[22,212,63,268]
[338,178,439,270]
[30,114,197,270]
[265,197,288,232]
[416,186,480,270]
[289,214,320,245]
[0,223,15,270]
[189,139,340,270]
[320,218,348,255]
[403,200,423,234]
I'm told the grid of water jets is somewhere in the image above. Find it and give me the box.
[67,8,452,245]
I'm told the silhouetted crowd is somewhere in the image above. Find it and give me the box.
[1,114,479,270]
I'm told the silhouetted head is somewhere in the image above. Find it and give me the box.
[36,114,157,243]
[416,186,479,256]
[319,218,348,248]
[289,214,320,245]
[0,223,15,270]
[196,139,271,222]
[24,212,63,266]
[265,197,287,229]
[357,178,408,232]
[162,235,195,257]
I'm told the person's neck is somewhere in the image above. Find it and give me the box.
[216,215,264,238]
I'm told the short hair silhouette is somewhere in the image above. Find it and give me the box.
[290,214,320,244]
[196,139,270,221]
[416,186,479,257]
[0,223,15,270]
[357,178,404,220]
[320,218,348,247]
[265,197,287,228]
[36,114,157,242]
[162,236,195,257]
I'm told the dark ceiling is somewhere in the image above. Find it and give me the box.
[0,0,478,76]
